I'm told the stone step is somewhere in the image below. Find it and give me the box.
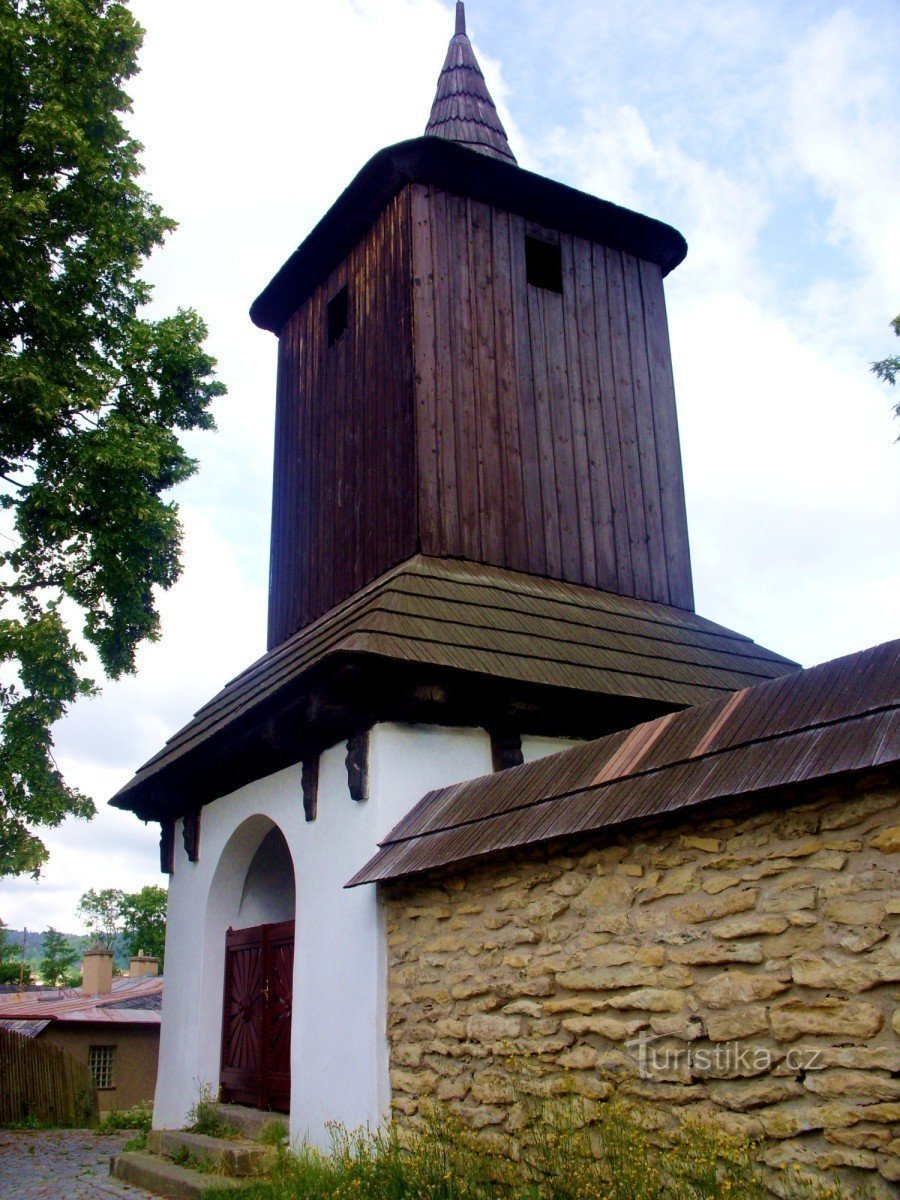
[110,1150,245,1199]
[212,1104,290,1142]
[147,1129,275,1178]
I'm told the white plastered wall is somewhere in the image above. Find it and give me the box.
[153,722,578,1145]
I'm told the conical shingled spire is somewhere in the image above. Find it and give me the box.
[425,2,517,165]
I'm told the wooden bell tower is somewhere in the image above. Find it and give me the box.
[253,2,693,651]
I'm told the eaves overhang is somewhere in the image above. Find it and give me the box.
[250,137,688,334]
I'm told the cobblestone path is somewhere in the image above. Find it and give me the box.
[0,1129,155,1199]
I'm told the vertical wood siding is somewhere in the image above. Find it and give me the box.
[410,184,694,610]
[267,193,416,649]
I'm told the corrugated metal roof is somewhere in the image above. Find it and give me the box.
[0,975,163,1027]
[111,556,796,815]
[348,639,900,886]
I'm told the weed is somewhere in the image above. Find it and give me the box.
[185,1081,238,1140]
[258,1120,289,1147]
[98,1100,154,1135]
[202,1095,867,1200]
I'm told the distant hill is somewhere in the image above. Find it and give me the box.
[6,930,131,972]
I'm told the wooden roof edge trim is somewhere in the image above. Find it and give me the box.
[250,137,688,333]
[365,701,900,859]
[346,733,900,888]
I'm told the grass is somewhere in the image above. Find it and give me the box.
[202,1096,864,1200]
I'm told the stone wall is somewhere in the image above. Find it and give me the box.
[383,775,900,1195]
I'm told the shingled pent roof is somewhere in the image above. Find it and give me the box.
[348,639,900,886]
[111,556,796,816]
[425,2,516,164]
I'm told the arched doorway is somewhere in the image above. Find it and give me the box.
[216,824,296,1113]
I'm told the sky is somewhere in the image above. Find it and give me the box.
[2,0,898,935]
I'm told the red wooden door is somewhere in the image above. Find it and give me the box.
[220,920,294,1112]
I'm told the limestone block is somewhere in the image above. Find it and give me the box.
[436,1077,470,1102]
[393,1069,438,1096]
[814,1046,900,1072]
[862,1103,900,1123]
[763,892,816,916]
[672,889,758,924]
[696,971,790,1009]
[669,942,763,965]
[764,926,826,958]
[558,1045,603,1070]
[640,864,698,901]
[789,913,818,927]
[502,999,543,1018]
[603,988,686,1013]
[769,998,884,1042]
[466,1014,522,1042]
[822,897,887,926]
[572,875,634,913]
[680,836,724,853]
[806,1071,900,1101]
[841,928,889,954]
[550,874,588,897]
[821,794,895,830]
[451,980,493,1001]
[649,1013,704,1040]
[706,1006,769,1042]
[760,1102,862,1139]
[561,1015,649,1041]
[700,873,742,895]
[523,896,569,923]
[790,956,884,992]
[469,1075,516,1105]
[709,1079,803,1111]
[556,964,661,991]
[870,827,900,853]
[711,914,789,939]
[826,1126,893,1151]
[806,851,848,871]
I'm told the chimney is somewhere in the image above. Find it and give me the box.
[82,948,114,995]
[129,952,160,979]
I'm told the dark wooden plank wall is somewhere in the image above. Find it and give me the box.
[268,192,417,648]
[410,184,694,611]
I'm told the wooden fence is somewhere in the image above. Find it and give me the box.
[0,1027,98,1126]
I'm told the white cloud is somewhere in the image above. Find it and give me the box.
[4,0,898,929]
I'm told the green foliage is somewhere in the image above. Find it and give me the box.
[203,1099,862,1200]
[258,1121,289,1148]
[77,886,122,948]
[76,883,166,966]
[871,313,900,434]
[0,917,25,984]
[0,0,224,879]
[38,924,78,984]
[97,1099,152,1148]
[117,882,166,966]
[186,1082,238,1141]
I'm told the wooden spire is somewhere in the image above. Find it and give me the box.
[425,2,517,164]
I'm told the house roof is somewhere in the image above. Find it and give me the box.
[249,137,687,334]
[110,556,797,821]
[0,974,163,1027]
[424,2,516,164]
[348,638,900,886]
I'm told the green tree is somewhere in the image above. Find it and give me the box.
[0,919,23,984]
[76,886,122,948]
[118,883,166,967]
[871,313,900,431]
[0,0,225,879]
[39,924,78,985]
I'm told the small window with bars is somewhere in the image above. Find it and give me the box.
[89,1044,116,1089]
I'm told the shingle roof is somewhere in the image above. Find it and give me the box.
[110,555,796,819]
[425,3,516,164]
[348,639,900,886]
